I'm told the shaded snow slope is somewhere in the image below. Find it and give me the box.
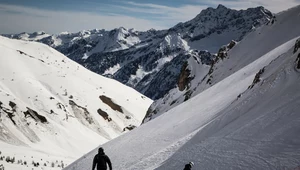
[158,39,300,170]
[65,5,300,170]
[68,36,300,170]
[0,36,152,169]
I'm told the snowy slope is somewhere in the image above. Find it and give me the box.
[65,5,300,170]
[157,37,300,170]
[0,36,152,169]
[6,31,51,41]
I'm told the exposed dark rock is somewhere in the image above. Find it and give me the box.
[206,77,212,85]
[6,111,16,125]
[69,100,94,124]
[16,50,34,59]
[248,67,265,89]
[170,100,177,106]
[123,124,136,131]
[0,101,16,125]
[24,107,47,123]
[9,101,16,111]
[217,46,228,60]
[237,94,242,99]
[227,40,237,49]
[198,51,216,65]
[296,53,300,69]
[97,108,112,122]
[99,95,123,113]
[184,90,192,101]
[135,53,190,100]
[56,103,67,112]
[178,62,191,91]
[17,50,25,55]
[294,39,300,54]
[142,107,156,124]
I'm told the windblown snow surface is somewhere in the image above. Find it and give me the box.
[66,5,300,170]
[0,36,152,169]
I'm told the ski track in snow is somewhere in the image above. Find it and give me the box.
[129,128,201,170]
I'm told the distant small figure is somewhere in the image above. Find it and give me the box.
[92,147,112,170]
[183,161,194,170]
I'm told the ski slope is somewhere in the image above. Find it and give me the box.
[65,5,300,170]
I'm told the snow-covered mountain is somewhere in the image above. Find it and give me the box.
[64,5,300,170]
[0,36,152,169]
[144,4,298,122]
[4,5,273,102]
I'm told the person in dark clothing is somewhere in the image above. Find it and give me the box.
[183,161,194,170]
[92,147,112,170]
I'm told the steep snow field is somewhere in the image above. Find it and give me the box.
[0,36,152,169]
[157,39,300,170]
[65,6,300,170]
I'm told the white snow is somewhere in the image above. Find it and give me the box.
[65,5,300,170]
[66,34,300,170]
[160,34,190,51]
[103,64,121,75]
[82,53,89,60]
[0,36,152,170]
[150,4,300,118]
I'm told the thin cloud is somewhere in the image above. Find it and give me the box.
[122,1,207,21]
[196,0,299,13]
[0,0,299,34]
[0,4,166,34]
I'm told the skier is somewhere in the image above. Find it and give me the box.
[183,161,194,170]
[92,147,112,170]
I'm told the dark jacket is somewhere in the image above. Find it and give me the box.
[92,152,112,170]
[183,164,192,170]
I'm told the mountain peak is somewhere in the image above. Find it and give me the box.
[216,4,227,9]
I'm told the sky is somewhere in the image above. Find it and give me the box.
[0,0,299,34]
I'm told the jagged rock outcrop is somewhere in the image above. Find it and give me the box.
[296,53,300,69]
[24,107,48,123]
[99,95,123,113]
[178,62,191,91]
[294,39,300,54]
[248,68,265,89]
[97,109,112,122]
